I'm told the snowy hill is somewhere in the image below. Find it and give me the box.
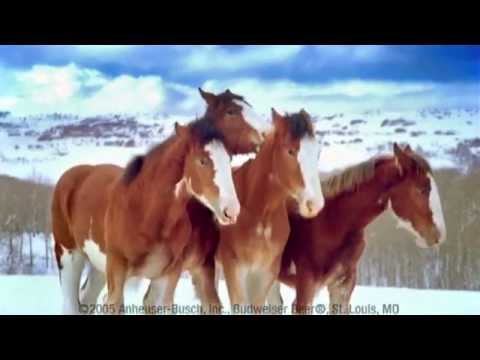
[0,111,190,183]
[0,275,478,315]
[0,106,479,184]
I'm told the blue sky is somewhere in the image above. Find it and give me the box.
[0,45,478,116]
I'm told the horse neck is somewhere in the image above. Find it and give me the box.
[330,157,401,233]
[237,135,287,216]
[132,134,189,207]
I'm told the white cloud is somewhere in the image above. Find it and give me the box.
[0,63,177,116]
[0,63,477,119]
[0,96,18,109]
[82,75,166,114]
[71,45,135,59]
[313,45,393,64]
[202,77,479,115]
[15,64,103,105]
[183,46,303,72]
[164,82,204,115]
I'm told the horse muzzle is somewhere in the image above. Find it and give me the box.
[298,195,324,219]
[215,198,240,226]
[426,225,446,247]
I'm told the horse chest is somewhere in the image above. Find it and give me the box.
[254,222,273,242]
[133,244,172,279]
[248,219,287,257]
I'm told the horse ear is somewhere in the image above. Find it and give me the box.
[393,142,413,173]
[299,108,310,118]
[198,88,216,106]
[272,108,286,134]
[404,144,413,152]
[393,142,403,157]
[393,143,404,175]
[175,122,189,138]
[271,108,282,120]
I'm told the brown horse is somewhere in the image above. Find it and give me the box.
[142,90,266,314]
[52,88,262,314]
[215,109,325,313]
[267,143,447,314]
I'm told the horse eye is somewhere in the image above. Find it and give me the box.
[418,187,429,196]
[288,149,296,156]
[199,158,209,166]
[227,109,236,116]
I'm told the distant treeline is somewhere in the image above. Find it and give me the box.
[0,174,53,273]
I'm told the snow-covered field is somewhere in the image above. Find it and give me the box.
[0,275,478,315]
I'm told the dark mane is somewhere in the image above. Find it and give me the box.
[410,151,432,173]
[189,116,225,145]
[217,90,251,107]
[122,116,225,185]
[321,149,432,198]
[321,155,390,199]
[285,112,314,139]
[123,155,144,185]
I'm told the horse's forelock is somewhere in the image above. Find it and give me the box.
[218,90,250,107]
[409,152,432,174]
[285,112,314,140]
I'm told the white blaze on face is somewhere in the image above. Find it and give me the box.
[427,173,446,244]
[233,99,268,133]
[297,136,324,217]
[389,200,428,248]
[204,140,240,224]
[394,214,427,248]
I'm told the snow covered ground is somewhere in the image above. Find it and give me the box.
[0,275,478,315]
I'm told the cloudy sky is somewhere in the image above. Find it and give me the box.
[0,45,478,116]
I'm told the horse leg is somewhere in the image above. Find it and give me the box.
[294,273,317,315]
[190,263,222,314]
[143,268,182,315]
[105,253,127,315]
[222,262,248,314]
[328,233,364,315]
[57,247,86,315]
[248,269,278,314]
[214,262,221,293]
[266,281,284,307]
[328,270,357,315]
[79,265,106,311]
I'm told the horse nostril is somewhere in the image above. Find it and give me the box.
[306,200,314,213]
[223,208,232,221]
